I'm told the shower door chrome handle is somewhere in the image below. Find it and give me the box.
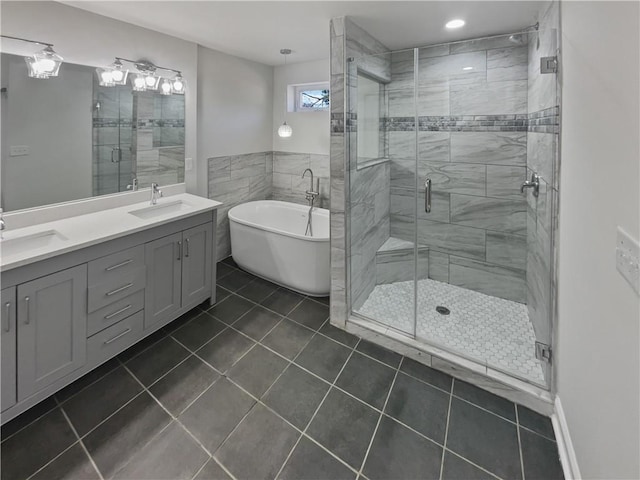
[424,178,432,213]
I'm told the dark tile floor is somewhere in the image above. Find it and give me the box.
[0,257,564,480]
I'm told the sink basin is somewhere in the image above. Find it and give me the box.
[1,230,68,257]
[128,200,192,220]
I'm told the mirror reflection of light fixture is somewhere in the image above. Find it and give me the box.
[96,67,115,87]
[109,59,128,85]
[1,36,64,79]
[277,49,292,138]
[96,57,185,95]
[132,74,147,92]
[172,73,185,95]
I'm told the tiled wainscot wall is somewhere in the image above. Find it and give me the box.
[208,151,329,259]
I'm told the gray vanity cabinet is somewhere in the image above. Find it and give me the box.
[181,223,213,307]
[1,287,17,412]
[144,223,213,329]
[16,265,87,400]
[144,232,183,329]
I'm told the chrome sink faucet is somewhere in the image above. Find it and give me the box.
[150,183,163,205]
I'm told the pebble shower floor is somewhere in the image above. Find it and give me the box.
[357,278,545,384]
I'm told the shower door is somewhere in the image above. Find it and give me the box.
[350,28,559,389]
[348,48,419,338]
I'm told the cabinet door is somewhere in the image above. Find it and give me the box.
[182,223,213,307]
[17,265,87,400]
[144,232,182,329]
[1,287,17,412]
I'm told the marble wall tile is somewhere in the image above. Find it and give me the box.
[419,51,487,86]
[526,132,556,186]
[330,74,345,116]
[451,80,528,115]
[486,165,527,198]
[416,219,486,261]
[390,187,451,224]
[487,46,528,82]
[208,156,231,184]
[449,256,526,303]
[310,154,330,177]
[428,250,450,283]
[390,157,415,189]
[390,49,415,90]
[450,194,527,235]
[230,152,268,179]
[376,247,429,284]
[389,131,416,159]
[419,44,451,58]
[486,231,527,270]
[450,132,526,166]
[419,132,450,163]
[450,35,521,54]
[418,84,450,116]
[273,151,311,174]
[345,18,391,81]
[420,162,486,196]
[388,88,415,117]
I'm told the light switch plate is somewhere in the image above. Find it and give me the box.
[10,145,29,156]
[185,157,193,171]
[616,226,640,296]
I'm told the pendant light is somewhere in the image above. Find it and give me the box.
[277,49,293,138]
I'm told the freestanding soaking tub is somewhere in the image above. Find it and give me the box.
[228,200,330,296]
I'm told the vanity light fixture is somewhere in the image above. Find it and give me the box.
[109,59,128,85]
[172,73,185,95]
[1,35,64,78]
[277,49,293,138]
[132,74,147,92]
[445,19,465,29]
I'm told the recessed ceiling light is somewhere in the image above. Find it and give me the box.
[462,66,473,71]
[446,19,465,29]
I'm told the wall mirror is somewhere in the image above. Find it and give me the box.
[0,53,185,212]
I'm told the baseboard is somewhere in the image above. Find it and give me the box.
[552,396,582,479]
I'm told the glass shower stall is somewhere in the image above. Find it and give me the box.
[347,27,559,388]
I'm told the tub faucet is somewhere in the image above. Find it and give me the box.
[150,183,163,205]
[302,169,319,207]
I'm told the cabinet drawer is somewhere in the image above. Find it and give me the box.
[88,267,146,313]
[87,310,144,366]
[87,290,145,337]
[88,245,144,286]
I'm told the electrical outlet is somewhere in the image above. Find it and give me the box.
[616,227,640,296]
[9,145,29,156]
[185,157,193,171]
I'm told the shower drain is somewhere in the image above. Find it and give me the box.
[436,306,451,315]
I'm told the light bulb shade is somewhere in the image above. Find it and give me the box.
[96,67,115,87]
[25,46,63,78]
[159,78,172,95]
[132,74,147,92]
[172,75,185,95]
[277,121,292,138]
[143,73,160,90]
[110,62,128,85]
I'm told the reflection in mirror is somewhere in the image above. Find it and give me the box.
[356,72,386,168]
[0,53,185,212]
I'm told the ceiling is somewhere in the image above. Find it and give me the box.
[63,1,543,66]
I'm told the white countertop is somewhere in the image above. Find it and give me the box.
[0,193,222,272]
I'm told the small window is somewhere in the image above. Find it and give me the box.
[291,83,330,112]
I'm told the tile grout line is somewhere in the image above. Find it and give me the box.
[273,337,363,479]
[55,398,105,480]
[438,377,455,480]
[515,404,526,480]
[356,355,403,478]
[118,361,227,480]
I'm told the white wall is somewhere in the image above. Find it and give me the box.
[557,2,640,478]
[272,59,330,154]
[197,45,273,162]
[2,56,92,210]
[0,1,200,193]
